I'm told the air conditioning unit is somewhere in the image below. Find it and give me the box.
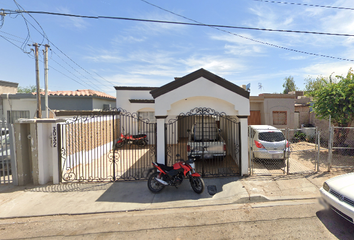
[103,104,111,110]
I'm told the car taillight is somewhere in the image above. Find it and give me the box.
[187,145,190,152]
[286,141,290,148]
[223,144,226,151]
[254,140,265,149]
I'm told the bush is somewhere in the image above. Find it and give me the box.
[293,131,306,141]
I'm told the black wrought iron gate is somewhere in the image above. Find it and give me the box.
[59,109,156,182]
[165,107,241,177]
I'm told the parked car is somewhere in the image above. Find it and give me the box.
[248,125,290,161]
[320,172,354,224]
[187,120,226,159]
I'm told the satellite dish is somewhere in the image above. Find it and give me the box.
[246,83,251,92]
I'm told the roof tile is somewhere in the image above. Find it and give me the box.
[32,89,115,99]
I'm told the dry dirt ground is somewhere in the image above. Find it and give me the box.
[290,141,354,174]
[252,141,354,176]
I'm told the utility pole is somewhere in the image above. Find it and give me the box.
[43,44,50,118]
[33,43,41,118]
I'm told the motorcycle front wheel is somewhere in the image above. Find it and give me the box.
[137,139,147,147]
[147,172,165,193]
[115,139,125,148]
[190,176,205,194]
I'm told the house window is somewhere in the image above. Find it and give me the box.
[272,111,287,125]
[138,111,155,132]
[7,110,30,124]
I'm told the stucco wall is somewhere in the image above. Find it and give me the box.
[0,86,17,94]
[167,96,238,118]
[116,89,155,112]
[264,98,295,129]
[2,97,37,119]
[295,105,311,126]
[92,98,116,110]
[154,77,249,116]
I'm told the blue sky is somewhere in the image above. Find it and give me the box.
[1,0,354,97]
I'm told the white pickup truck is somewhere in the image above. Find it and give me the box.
[187,121,226,159]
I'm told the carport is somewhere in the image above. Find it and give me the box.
[150,69,250,176]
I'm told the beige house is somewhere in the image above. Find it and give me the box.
[249,93,296,129]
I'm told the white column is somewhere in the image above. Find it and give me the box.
[51,123,59,184]
[239,117,249,176]
[156,117,166,164]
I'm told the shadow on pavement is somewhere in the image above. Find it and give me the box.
[96,177,241,203]
[316,209,354,240]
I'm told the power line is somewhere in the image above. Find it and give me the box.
[140,0,354,62]
[0,31,108,91]
[0,34,24,51]
[51,50,112,89]
[1,3,116,91]
[253,0,354,11]
[3,9,354,37]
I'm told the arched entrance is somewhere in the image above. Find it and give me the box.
[165,107,240,177]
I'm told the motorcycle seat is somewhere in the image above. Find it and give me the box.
[132,134,147,138]
[156,163,173,172]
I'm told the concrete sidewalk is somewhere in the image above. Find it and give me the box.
[0,172,332,219]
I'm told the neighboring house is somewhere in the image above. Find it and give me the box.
[0,89,116,123]
[249,94,296,129]
[0,80,19,122]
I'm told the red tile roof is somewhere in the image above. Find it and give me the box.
[33,89,115,99]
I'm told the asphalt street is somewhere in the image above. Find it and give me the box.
[0,199,353,239]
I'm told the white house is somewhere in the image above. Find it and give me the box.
[115,68,250,176]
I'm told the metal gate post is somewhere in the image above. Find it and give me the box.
[316,130,321,172]
[327,125,333,172]
[201,114,205,177]
[112,112,116,181]
[286,128,290,175]
[57,123,62,183]
[249,126,253,175]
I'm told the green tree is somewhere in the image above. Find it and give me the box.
[282,76,297,94]
[312,68,354,143]
[18,85,36,93]
[303,74,335,96]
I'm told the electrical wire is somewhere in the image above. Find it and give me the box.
[0,31,108,91]
[140,0,354,62]
[51,50,112,89]
[3,9,354,37]
[6,5,117,88]
[0,34,24,51]
[253,0,354,11]
[2,2,116,92]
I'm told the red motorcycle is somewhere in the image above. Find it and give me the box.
[115,131,147,148]
[147,151,205,194]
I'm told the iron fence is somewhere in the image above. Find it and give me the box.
[59,110,156,183]
[249,126,289,176]
[165,107,241,177]
[250,125,354,176]
[250,127,322,176]
[0,120,12,184]
[328,126,354,172]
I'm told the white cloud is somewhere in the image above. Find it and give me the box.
[133,11,188,35]
[56,7,89,30]
[301,62,354,79]
[210,33,269,56]
[179,55,247,74]
[111,35,147,44]
[85,54,124,63]
[247,5,294,29]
